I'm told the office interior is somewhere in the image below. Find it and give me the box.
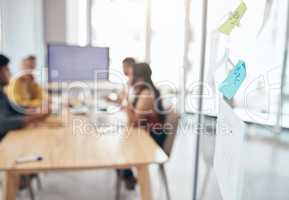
[0,0,289,200]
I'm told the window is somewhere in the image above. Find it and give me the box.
[150,0,185,86]
[91,0,146,79]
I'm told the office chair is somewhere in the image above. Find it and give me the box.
[159,110,180,200]
[22,174,42,200]
[115,110,180,200]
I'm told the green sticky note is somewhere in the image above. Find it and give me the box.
[219,2,247,35]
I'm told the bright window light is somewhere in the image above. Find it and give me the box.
[78,0,89,46]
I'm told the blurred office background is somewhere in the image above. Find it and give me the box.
[1,0,289,199]
[1,0,288,114]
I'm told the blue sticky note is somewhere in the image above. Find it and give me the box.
[219,60,246,99]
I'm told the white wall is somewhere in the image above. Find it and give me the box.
[1,0,45,74]
[0,0,70,80]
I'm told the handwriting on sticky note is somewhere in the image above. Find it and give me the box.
[219,60,246,99]
[219,2,247,35]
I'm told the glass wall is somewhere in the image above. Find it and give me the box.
[185,0,287,118]
[90,0,288,119]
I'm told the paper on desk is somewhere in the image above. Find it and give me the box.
[214,97,246,200]
[219,60,246,99]
[219,1,247,36]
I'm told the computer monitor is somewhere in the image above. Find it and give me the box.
[47,44,109,82]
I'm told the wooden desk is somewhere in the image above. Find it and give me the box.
[0,114,168,200]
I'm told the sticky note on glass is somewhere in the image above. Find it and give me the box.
[219,60,246,99]
[219,2,247,36]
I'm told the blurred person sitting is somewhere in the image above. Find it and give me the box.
[121,63,167,190]
[0,54,50,192]
[106,57,136,106]
[0,54,50,140]
[5,55,47,109]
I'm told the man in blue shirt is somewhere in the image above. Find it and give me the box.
[0,54,49,141]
